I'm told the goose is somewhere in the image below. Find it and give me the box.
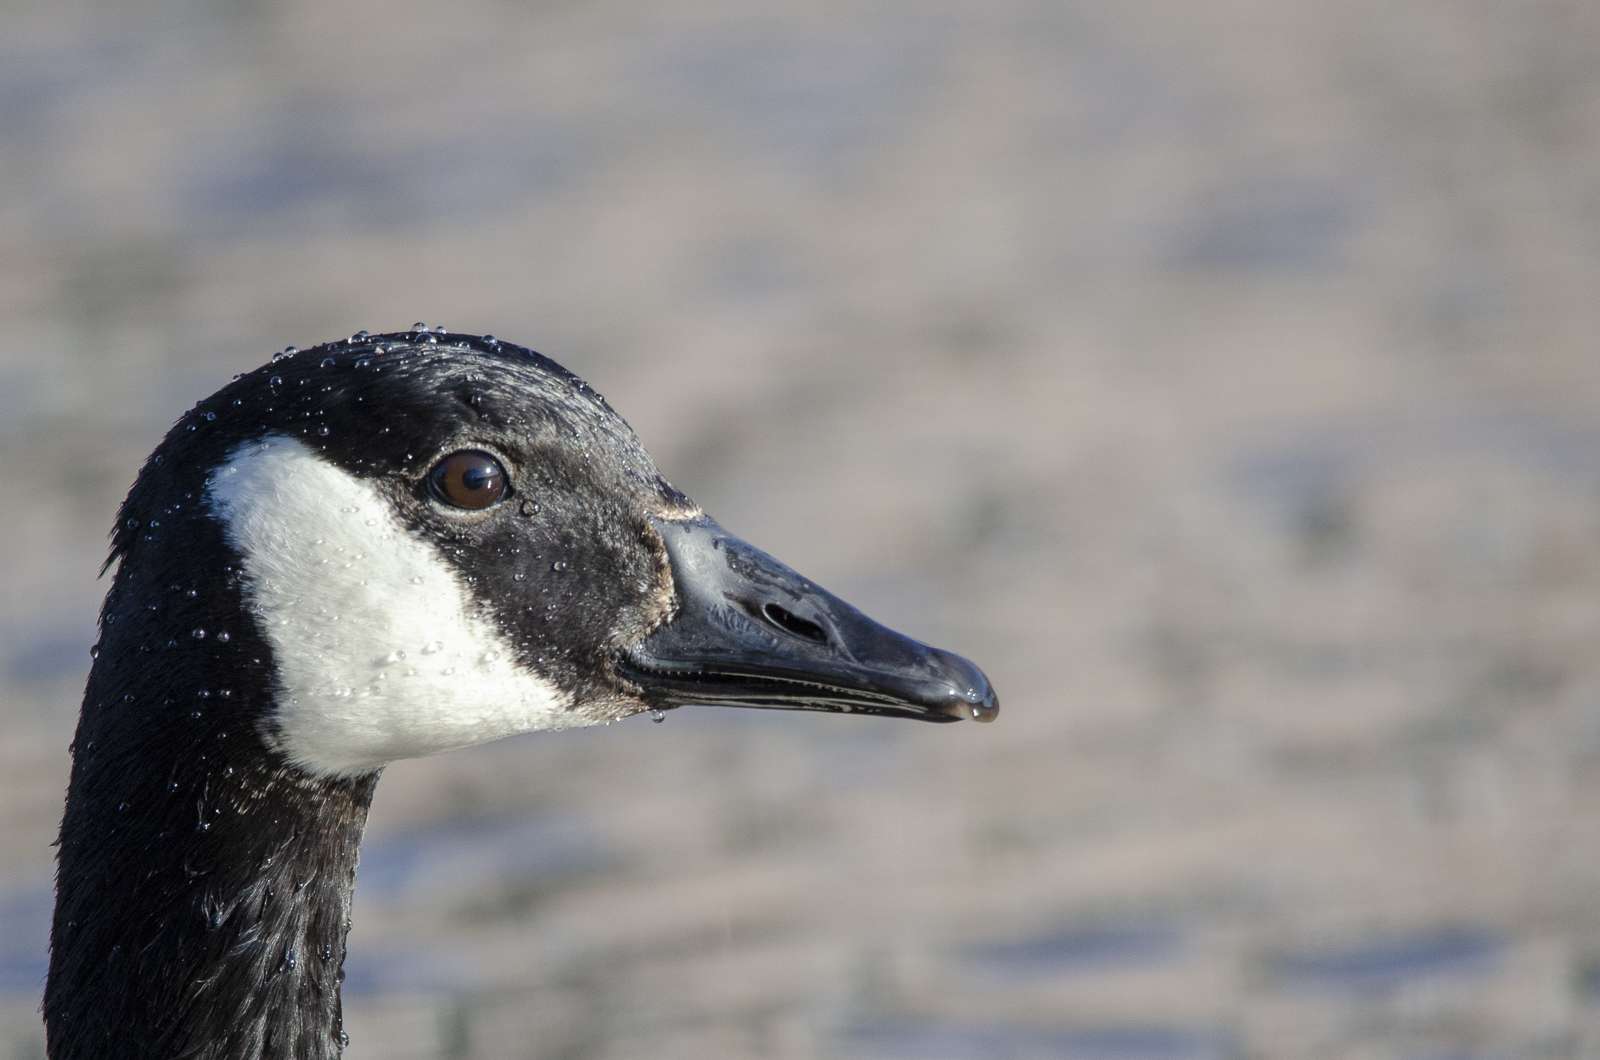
[44,329,998,1060]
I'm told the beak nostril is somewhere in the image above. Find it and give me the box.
[761,603,828,644]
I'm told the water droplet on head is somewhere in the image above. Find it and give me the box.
[352,330,371,342]
[90,645,100,659]
[216,632,230,643]
[513,573,525,581]
[422,640,443,654]
[410,576,424,585]
[320,357,336,368]
[204,411,216,421]
[269,375,283,388]
[433,324,446,334]
[317,426,330,437]
[552,561,566,572]
[412,322,428,332]
[482,650,499,663]
[651,710,665,723]
[387,650,407,662]
[192,629,205,639]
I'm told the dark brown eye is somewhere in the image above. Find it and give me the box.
[428,451,507,510]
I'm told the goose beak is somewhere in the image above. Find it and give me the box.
[618,516,999,723]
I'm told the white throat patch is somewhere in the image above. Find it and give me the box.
[207,435,583,777]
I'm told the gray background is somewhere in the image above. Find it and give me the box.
[4,0,1600,1057]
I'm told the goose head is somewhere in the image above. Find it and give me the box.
[47,330,996,1059]
[149,332,998,776]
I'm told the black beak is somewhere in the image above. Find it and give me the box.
[619,516,999,723]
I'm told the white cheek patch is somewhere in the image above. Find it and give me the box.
[207,435,587,778]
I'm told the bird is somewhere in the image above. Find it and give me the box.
[44,329,998,1060]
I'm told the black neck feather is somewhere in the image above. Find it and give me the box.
[46,474,379,1060]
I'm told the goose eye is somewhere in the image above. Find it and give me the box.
[428,451,507,510]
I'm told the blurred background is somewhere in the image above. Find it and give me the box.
[4,0,1600,1057]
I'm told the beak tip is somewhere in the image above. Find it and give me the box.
[938,683,999,723]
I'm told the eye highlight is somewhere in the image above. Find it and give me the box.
[428,451,507,510]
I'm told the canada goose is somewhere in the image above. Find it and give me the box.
[45,329,998,1060]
